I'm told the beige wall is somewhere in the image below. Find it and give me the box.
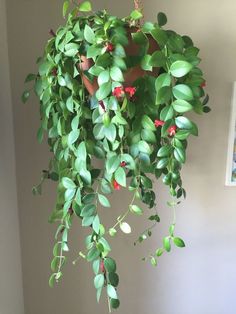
[5,0,236,313]
[0,0,24,313]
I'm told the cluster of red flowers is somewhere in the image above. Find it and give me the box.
[112,86,136,99]
[155,119,177,136]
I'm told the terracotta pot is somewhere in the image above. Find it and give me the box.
[79,28,160,96]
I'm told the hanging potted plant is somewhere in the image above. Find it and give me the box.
[22,0,210,311]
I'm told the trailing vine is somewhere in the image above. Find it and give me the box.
[22,0,210,311]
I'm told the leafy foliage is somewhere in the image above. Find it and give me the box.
[23,0,209,311]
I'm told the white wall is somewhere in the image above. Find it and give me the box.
[5,0,236,314]
[0,0,24,313]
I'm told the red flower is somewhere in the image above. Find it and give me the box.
[112,86,124,98]
[100,260,105,273]
[99,100,106,112]
[168,125,177,136]
[201,81,206,88]
[155,119,165,127]
[120,161,127,167]
[105,42,114,52]
[113,180,121,191]
[125,86,136,98]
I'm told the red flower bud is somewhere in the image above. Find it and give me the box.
[168,125,177,136]
[105,42,114,52]
[201,81,206,88]
[120,161,127,167]
[113,180,121,191]
[100,260,105,273]
[154,119,164,127]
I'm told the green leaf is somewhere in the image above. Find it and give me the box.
[76,141,87,161]
[173,237,185,248]
[141,115,156,131]
[108,272,119,287]
[66,96,74,112]
[138,141,151,155]
[155,248,164,257]
[82,216,94,227]
[106,155,120,174]
[170,61,193,78]
[63,1,69,17]
[62,177,76,189]
[130,205,143,215]
[156,157,168,169]
[130,9,143,20]
[151,257,157,266]
[163,236,171,252]
[160,105,174,121]
[78,1,92,12]
[155,73,171,91]
[110,66,124,82]
[109,228,117,237]
[96,82,112,101]
[84,25,95,44]
[107,284,118,299]
[175,130,190,140]
[68,130,80,146]
[169,224,175,236]
[151,28,168,47]
[156,86,171,105]
[174,147,186,164]
[104,257,116,273]
[25,73,36,83]
[94,274,105,289]
[22,90,30,103]
[172,99,193,113]
[98,194,111,208]
[157,12,167,26]
[87,247,100,262]
[114,167,126,187]
[98,70,110,86]
[149,51,166,67]
[120,222,131,234]
[175,116,198,135]
[110,298,120,309]
[49,273,56,288]
[172,84,193,101]
[92,215,100,234]
[157,145,172,157]
[81,204,96,217]
[104,124,116,142]
[141,129,156,144]
[93,259,100,275]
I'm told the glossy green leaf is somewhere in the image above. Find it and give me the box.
[172,99,193,113]
[94,274,105,289]
[84,25,95,44]
[78,1,92,12]
[98,194,111,208]
[130,205,143,215]
[163,236,171,252]
[141,115,156,131]
[104,257,116,273]
[110,66,124,82]
[170,61,193,78]
[62,177,76,189]
[173,84,193,101]
[173,237,186,248]
[114,167,126,187]
[157,12,167,26]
